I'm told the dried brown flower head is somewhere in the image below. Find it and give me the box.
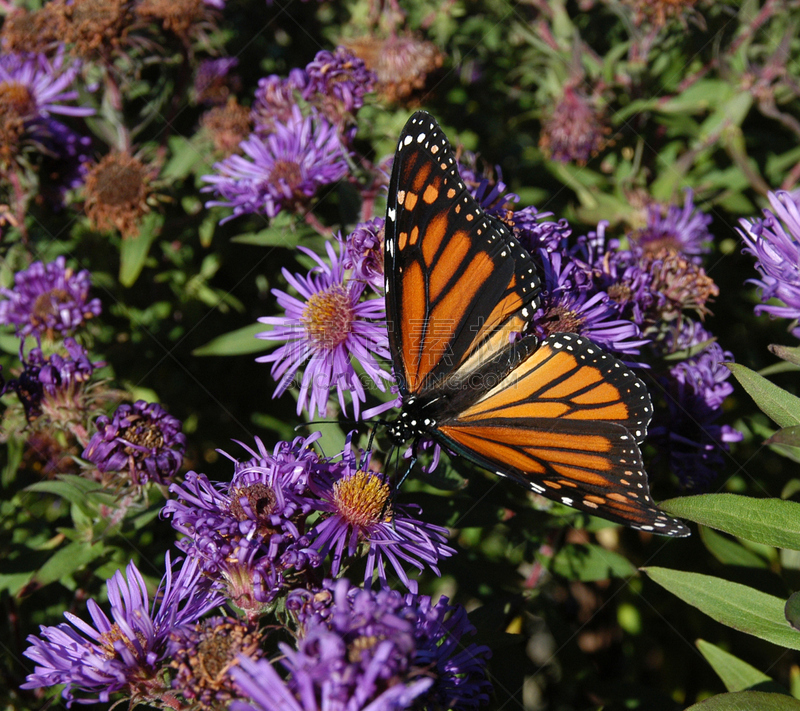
[623,0,699,28]
[344,34,444,104]
[646,248,718,321]
[540,86,610,165]
[84,152,153,238]
[0,6,62,55]
[0,80,36,165]
[53,0,132,58]
[135,0,211,39]
[200,98,252,156]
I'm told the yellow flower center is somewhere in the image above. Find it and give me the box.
[332,470,391,529]
[270,159,303,190]
[301,284,353,350]
[0,81,35,118]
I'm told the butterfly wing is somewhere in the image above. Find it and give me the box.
[436,333,689,536]
[384,112,541,400]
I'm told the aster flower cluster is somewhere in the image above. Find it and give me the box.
[231,579,491,711]
[740,190,800,338]
[202,48,375,223]
[163,433,453,612]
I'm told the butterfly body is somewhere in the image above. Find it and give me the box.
[384,111,689,537]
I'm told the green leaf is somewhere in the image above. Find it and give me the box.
[684,691,800,710]
[785,592,800,631]
[659,494,800,550]
[26,476,111,514]
[642,567,800,650]
[700,527,769,568]
[27,540,107,591]
[696,639,773,692]
[766,426,800,448]
[770,344,800,367]
[119,213,163,287]
[725,363,800,428]
[192,322,266,356]
[549,543,636,581]
[162,135,209,181]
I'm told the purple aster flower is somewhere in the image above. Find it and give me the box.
[202,106,348,223]
[252,70,306,134]
[193,57,241,106]
[341,217,385,292]
[22,554,224,707]
[286,580,491,710]
[740,190,800,337]
[168,616,263,708]
[305,442,454,592]
[303,47,375,116]
[83,400,186,486]
[0,256,102,338]
[256,240,391,419]
[456,154,520,217]
[630,189,712,261]
[162,434,323,609]
[532,250,649,355]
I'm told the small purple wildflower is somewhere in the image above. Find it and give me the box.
[303,47,375,116]
[511,205,572,252]
[305,442,454,592]
[252,71,306,134]
[631,190,712,262]
[0,256,101,338]
[457,154,520,217]
[22,554,224,707]
[285,580,492,710]
[202,106,348,223]
[532,249,649,355]
[83,400,186,486]
[256,240,391,419]
[740,190,800,337]
[341,217,385,292]
[539,86,608,164]
[162,435,323,608]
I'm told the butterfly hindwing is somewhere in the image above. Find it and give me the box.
[385,112,541,399]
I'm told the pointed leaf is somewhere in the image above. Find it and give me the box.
[785,592,800,631]
[192,322,266,356]
[766,426,800,448]
[700,527,768,568]
[660,494,800,550]
[696,639,774,692]
[28,540,107,590]
[725,363,800,428]
[119,213,163,287]
[770,344,800,367]
[685,691,800,710]
[642,567,800,650]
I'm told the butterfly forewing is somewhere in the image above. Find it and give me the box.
[385,112,541,398]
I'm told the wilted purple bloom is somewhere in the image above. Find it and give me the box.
[539,86,608,164]
[532,250,649,355]
[0,256,101,338]
[510,205,572,252]
[631,189,712,261]
[305,443,454,592]
[341,217,384,292]
[202,106,348,223]
[8,337,100,423]
[22,555,224,707]
[83,400,185,485]
[257,240,391,419]
[303,47,375,115]
[38,119,92,207]
[163,434,323,607]
[194,57,241,105]
[740,190,800,337]
[252,71,305,133]
[168,616,263,708]
[286,580,491,710]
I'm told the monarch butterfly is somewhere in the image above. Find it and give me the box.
[383,111,689,537]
